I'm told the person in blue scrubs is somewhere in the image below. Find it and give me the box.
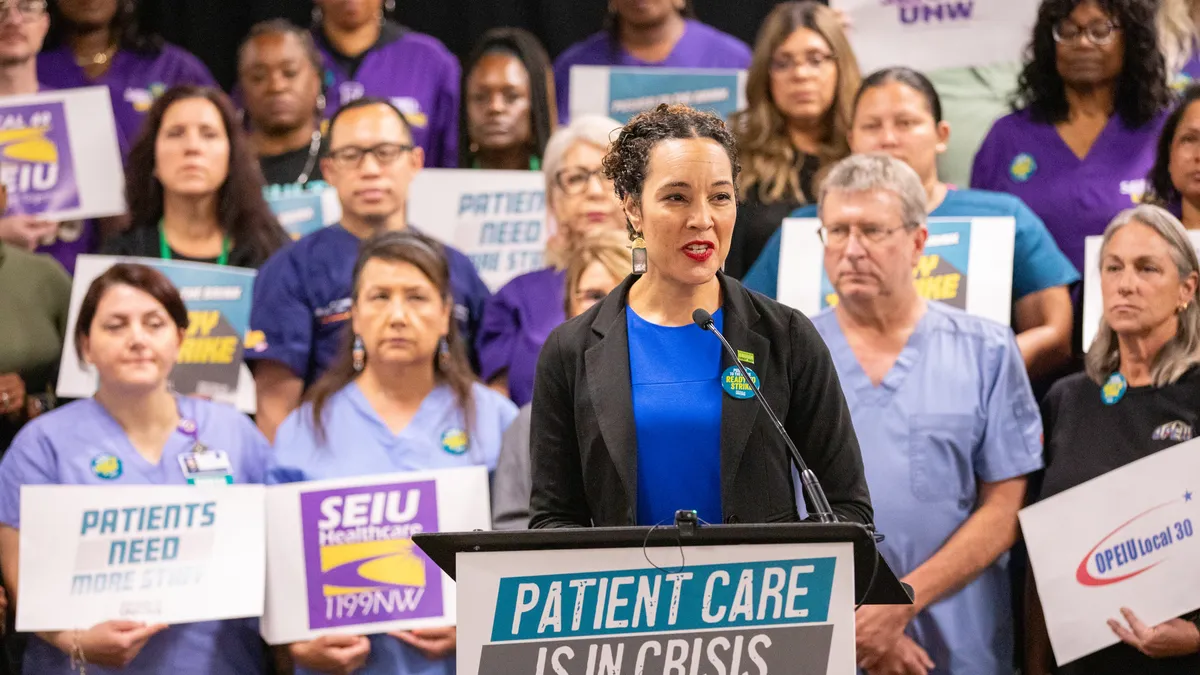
[744,67,1080,381]
[270,230,517,675]
[248,97,491,443]
[0,263,269,675]
[812,154,1043,675]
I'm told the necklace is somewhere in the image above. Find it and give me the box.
[296,130,322,187]
[75,45,118,68]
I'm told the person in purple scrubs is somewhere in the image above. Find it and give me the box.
[460,27,555,171]
[475,115,625,405]
[0,263,269,675]
[1146,85,1200,229]
[971,0,1172,281]
[726,1,860,279]
[553,0,751,125]
[312,0,460,168]
[37,0,215,158]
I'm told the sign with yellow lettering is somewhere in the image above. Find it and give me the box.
[57,255,258,413]
[777,217,1014,326]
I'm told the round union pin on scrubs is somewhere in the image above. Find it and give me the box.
[441,428,468,455]
[721,366,760,400]
[1101,372,1128,405]
[91,454,123,480]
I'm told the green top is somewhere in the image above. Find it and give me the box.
[0,242,71,448]
[927,62,1022,188]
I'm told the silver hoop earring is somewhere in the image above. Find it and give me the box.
[384,0,396,14]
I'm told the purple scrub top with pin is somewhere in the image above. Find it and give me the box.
[970,108,1167,277]
[37,43,216,158]
[552,19,751,124]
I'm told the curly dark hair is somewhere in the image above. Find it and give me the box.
[602,104,741,239]
[124,86,288,267]
[46,0,163,54]
[1145,84,1200,208]
[1012,0,1170,127]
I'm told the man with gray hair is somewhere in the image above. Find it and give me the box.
[812,154,1044,675]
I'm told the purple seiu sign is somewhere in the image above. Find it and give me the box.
[299,479,444,630]
[0,101,80,216]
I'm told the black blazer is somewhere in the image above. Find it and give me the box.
[529,272,873,529]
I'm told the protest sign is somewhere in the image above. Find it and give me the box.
[264,181,342,241]
[17,484,265,631]
[57,255,257,413]
[569,66,747,124]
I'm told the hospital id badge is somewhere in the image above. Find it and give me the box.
[177,449,234,485]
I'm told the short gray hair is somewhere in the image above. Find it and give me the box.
[542,114,622,197]
[1086,204,1200,387]
[817,153,927,231]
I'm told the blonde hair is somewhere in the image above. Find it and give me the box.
[563,228,631,318]
[729,1,860,205]
[1157,0,1196,77]
[541,115,623,268]
[1086,205,1200,387]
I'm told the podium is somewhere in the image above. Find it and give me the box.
[415,520,910,675]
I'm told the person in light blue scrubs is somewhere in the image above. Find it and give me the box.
[0,263,269,675]
[812,155,1043,675]
[271,230,517,675]
[744,67,1079,381]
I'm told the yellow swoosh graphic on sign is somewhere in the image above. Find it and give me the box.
[320,538,427,595]
[0,127,57,163]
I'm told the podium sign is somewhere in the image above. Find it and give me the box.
[455,542,856,675]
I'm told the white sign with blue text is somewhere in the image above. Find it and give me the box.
[1020,437,1200,665]
[569,66,748,124]
[16,484,266,631]
[407,169,548,292]
[455,542,857,675]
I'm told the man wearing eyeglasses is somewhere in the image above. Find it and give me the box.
[810,155,1042,675]
[248,97,490,441]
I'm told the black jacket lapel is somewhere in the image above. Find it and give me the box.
[717,274,770,507]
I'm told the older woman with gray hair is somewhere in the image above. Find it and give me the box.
[810,153,1043,675]
[1027,204,1200,675]
[475,115,625,405]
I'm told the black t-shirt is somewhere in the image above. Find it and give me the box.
[724,153,818,280]
[1038,369,1200,675]
[315,21,407,80]
[259,138,326,187]
[100,225,275,270]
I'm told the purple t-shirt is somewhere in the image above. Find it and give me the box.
[970,108,1166,276]
[553,19,751,124]
[37,43,216,158]
[476,266,567,407]
[316,27,461,169]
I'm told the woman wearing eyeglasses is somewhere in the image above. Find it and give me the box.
[971,0,1172,290]
[475,115,624,405]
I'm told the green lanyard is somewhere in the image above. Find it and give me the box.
[158,220,230,266]
[471,155,541,171]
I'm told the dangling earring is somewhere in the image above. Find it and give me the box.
[352,334,366,372]
[311,5,323,25]
[631,233,647,275]
[316,93,327,117]
[384,0,396,14]
[437,335,450,368]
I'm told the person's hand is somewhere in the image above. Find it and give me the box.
[0,215,56,250]
[865,635,934,675]
[0,373,25,417]
[1109,608,1200,658]
[289,635,371,674]
[390,626,457,660]
[856,604,917,669]
[69,621,169,668]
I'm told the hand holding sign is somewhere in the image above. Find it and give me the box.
[391,626,457,660]
[0,214,57,251]
[1108,608,1200,659]
[289,634,372,675]
[44,620,169,669]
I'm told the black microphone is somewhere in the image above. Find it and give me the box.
[692,308,837,523]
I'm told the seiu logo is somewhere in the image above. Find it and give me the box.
[317,489,422,530]
[884,0,975,24]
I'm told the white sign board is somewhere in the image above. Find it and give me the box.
[456,542,857,675]
[0,86,125,222]
[1020,438,1200,665]
[832,0,1040,73]
[17,485,265,631]
[408,169,548,292]
[569,65,748,124]
[261,467,491,645]
[777,216,1015,326]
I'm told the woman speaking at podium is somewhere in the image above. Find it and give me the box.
[528,104,872,529]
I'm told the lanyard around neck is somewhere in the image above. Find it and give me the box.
[158,220,230,266]
[472,155,541,171]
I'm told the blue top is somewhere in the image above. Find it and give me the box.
[269,381,517,675]
[741,188,1080,304]
[246,224,492,384]
[0,396,269,675]
[626,306,724,525]
[476,266,567,407]
[812,303,1044,675]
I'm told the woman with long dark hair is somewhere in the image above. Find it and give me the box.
[971,0,1173,279]
[1145,84,1200,228]
[552,0,751,124]
[102,85,288,269]
[37,0,215,156]
[460,27,556,171]
[270,230,517,675]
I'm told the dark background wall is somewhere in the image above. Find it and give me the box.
[140,0,824,91]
